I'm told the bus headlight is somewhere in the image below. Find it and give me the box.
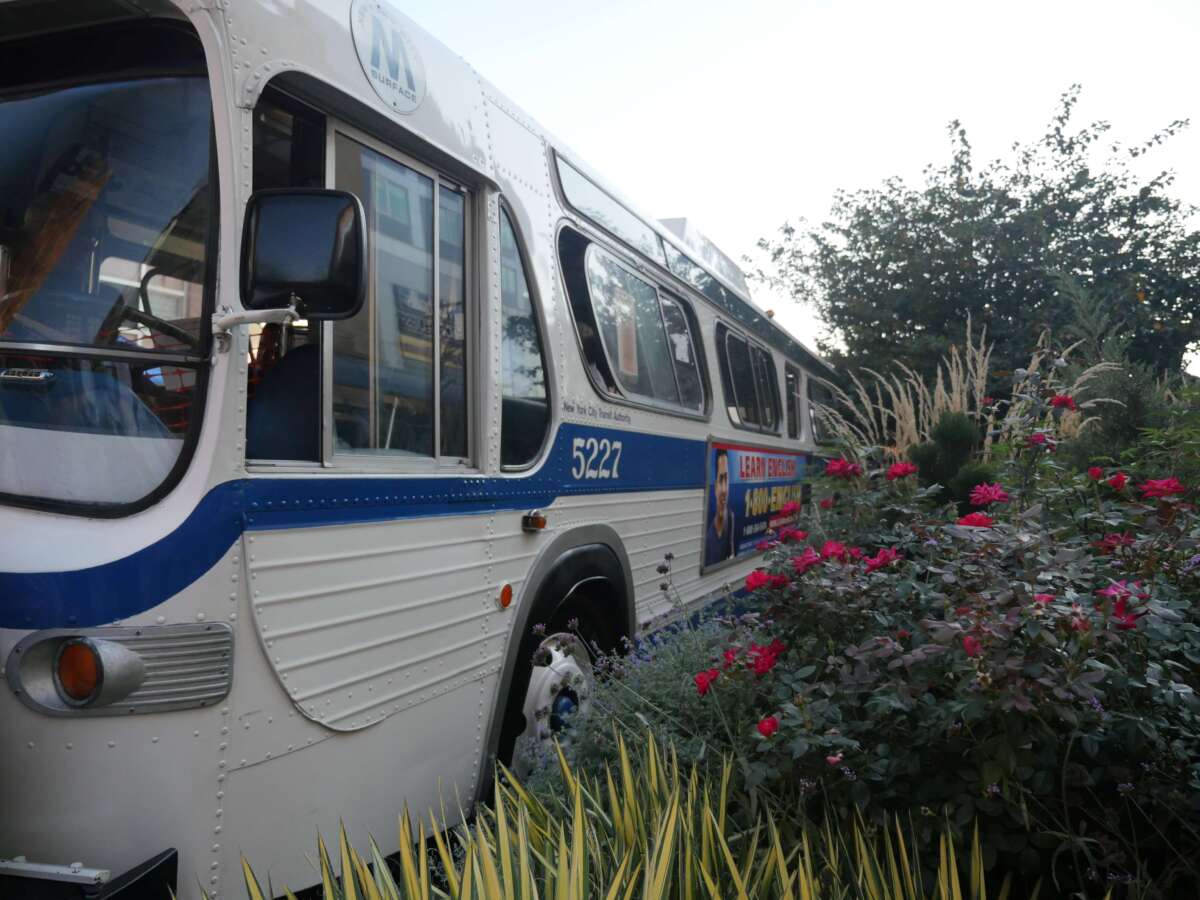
[54,639,101,704]
[53,637,145,708]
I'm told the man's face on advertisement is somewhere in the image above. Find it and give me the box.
[715,454,729,518]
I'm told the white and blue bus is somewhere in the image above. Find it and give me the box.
[0,1,833,896]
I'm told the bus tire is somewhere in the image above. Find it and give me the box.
[494,548,626,780]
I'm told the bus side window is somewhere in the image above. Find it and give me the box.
[717,323,780,434]
[330,134,470,462]
[499,210,549,467]
[807,375,834,445]
[785,364,800,439]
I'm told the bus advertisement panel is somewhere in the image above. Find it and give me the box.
[701,439,811,573]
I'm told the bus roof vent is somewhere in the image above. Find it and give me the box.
[659,218,750,298]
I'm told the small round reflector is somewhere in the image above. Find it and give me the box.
[499,584,513,609]
[56,640,101,705]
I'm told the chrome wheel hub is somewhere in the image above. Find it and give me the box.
[511,632,593,780]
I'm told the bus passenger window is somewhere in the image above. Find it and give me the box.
[785,364,800,439]
[330,134,470,461]
[659,296,704,412]
[723,330,759,426]
[585,246,678,405]
[558,227,704,416]
[808,376,834,445]
[752,347,779,430]
[717,324,780,434]
[499,210,549,467]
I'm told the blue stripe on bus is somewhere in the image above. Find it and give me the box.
[0,424,709,629]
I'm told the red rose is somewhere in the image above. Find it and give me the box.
[722,648,739,670]
[757,716,780,738]
[748,640,783,676]
[791,547,822,575]
[1093,532,1134,554]
[865,547,901,573]
[1111,596,1145,630]
[1087,467,1103,481]
[694,668,720,696]
[780,500,801,516]
[962,635,982,658]
[824,458,863,480]
[1033,593,1055,604]
[896,629,912,640]
[957,512,994,527]
[1050,394,1077,411]
[1027,432,1056,450]
[969,483,1010,507]
[778,526,808,544]
[745,570,771,592]
[819,497,835,510]
[1107,472,1128,491]
[820,540,849,562]
[1140,477,1185,500]
[886,462,918,481]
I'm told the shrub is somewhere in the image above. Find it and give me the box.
[542,346,1200,898]
[910,412,995,510]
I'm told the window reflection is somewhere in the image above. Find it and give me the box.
[439,187,467,458]
[557,157,665,265]
[725,332,759,426]
[333,135,435,456]
[585,246,679,405]
[785,365,800,439]
[660,296,704,412]
[499,211,549,467]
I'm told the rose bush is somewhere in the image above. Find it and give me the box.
[533,348,1200,897]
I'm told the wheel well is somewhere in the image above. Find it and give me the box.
[477,532,634,796]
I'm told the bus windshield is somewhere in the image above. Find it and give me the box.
[0,76,214,509]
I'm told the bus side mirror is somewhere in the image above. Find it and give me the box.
[240,189,367,320]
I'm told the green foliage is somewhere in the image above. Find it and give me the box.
[1056,283,1181,470]
[909,412,991,510]
[229,732,1040,900]
[540,351,1200,899]
[757,86,1200,386]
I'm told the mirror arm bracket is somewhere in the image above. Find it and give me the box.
[211,296,301,353]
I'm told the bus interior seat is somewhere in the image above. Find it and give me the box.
[245,342,320,461]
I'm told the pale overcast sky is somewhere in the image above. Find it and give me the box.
[404,0,1200,360]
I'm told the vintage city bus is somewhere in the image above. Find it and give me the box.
[0,1,833,896]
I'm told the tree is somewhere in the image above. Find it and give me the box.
[758,86,1200,384]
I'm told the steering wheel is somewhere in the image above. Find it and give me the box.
[96,291,203,354]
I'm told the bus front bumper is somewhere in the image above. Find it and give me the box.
[0,848,176,899]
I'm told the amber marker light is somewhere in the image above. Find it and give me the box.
[498,583,514,609]
[521,509,547,532]
[55,639,101,705]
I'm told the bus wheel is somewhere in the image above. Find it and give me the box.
[510,631,594,781]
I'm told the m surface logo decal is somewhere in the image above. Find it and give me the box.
[351,0,426,114]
